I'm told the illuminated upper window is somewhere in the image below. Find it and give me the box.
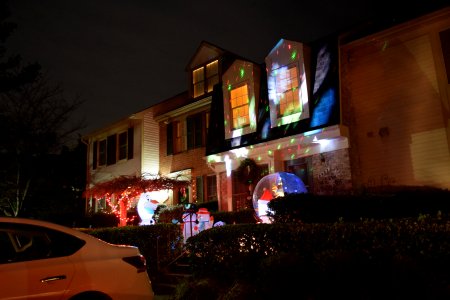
[265,39,310,127]
[230,84,249,129]
[275,63,300,117]
[206,60,219,92]
[192,60,218,98]
[222,60,258,140]
[174,121,183,154]
[193,67,204,98]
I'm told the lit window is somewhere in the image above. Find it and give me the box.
[192,60,219,98]
[274,63,300,117]
[193,67,205,98]
[230,84,249,129]
[174,121,183,154]
[206,60,219,92]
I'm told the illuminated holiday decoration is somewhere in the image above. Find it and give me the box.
[137,191,168,225]
[252,172,307,223]
[265,39,310,127]
[223,59,259,140]
[86,174,190,227]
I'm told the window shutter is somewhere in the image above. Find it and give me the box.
[195,114,203,147]
[106,134,117,165]
[196,176,204,203]
[187,117,194,150]
[167,123,173,155]
[92,141,97,170]
[128,127,134,159]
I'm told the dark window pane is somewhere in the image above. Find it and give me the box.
[118,131,127,160]
[107,134,117,165]
[127,127,134,159]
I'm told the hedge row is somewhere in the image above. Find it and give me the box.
[182,217,450,299]
[268,186,450,223]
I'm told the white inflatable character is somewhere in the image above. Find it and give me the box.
[182,210,198,243]
[137,192,159,225]
[197,208,211,232]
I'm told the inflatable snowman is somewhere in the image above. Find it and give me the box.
[137,192,160,225]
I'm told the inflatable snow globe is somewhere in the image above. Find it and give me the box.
[252,172,307,223]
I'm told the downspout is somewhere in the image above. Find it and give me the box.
[80,137,91,215]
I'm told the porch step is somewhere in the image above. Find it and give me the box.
[153,251,193,296]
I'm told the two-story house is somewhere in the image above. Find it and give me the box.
[83,7,450,215]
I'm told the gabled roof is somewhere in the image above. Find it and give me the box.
[186,41,225,70]
[185,40,257,71]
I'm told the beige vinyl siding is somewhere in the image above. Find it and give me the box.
[142,109,159,175]
[342,20,450,188]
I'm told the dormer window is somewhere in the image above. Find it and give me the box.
[193,60,219,98]
[274,62,301,117]
[265,39,310,127]
[222,60,259,140]
[230,84,249,129]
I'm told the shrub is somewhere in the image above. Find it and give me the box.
[155,204,184,224]
[181,217,450,299]
[211,209,258,225]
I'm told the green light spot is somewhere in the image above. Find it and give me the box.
[240,68,245,78]
[257,156,262,161]
[277,144,281,150]
[268,150,273,155]
[290,138,295,144]
[224,120,227,126]
[291,154,295,159]
[228,84,232,91]
[291,50,297,60]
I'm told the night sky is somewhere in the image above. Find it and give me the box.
[5,0,448,136]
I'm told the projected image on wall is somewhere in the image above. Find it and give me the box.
[265,39,310,128]
[310,40,339,127]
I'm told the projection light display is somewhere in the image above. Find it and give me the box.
[222,60,258,139]
[265,39,310,128]
[310,42,338,127]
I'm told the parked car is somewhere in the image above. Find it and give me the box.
[0,217,154,300]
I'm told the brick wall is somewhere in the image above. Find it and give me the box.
[311,149,353,195]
